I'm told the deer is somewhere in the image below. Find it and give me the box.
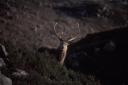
[53,22,80,65]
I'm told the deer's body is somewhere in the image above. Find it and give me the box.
[53,22,80,65]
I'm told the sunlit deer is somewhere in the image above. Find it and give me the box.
[53,22,80,65]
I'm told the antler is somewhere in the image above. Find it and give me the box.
[54,22,80,42]
[54,22,63,41]
[68,23,80,42]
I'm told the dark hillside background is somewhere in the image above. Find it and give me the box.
[67,26,128,85]
[0,0,128,85]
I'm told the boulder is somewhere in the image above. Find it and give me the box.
[0,71,12,85]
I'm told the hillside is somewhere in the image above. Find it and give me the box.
[0,0,128,49]
[0,0,128,85]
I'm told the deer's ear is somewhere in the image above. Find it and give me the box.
[68,36,77,42]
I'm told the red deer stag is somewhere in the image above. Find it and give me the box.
[53,22,80,65]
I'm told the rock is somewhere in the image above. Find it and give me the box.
[0,71,12,85]
[0,43,8,59]
[0,44,9,68]
[0,44,8,57]
[0,58,6,68]
[103,41,116,52]
[94,47,101,53]
[12,69,29,78]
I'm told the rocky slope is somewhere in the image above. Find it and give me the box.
[0,0,128,85]
[0,0,127,50]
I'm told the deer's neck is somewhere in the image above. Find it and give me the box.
[61,42,69,56]
[59,42,69,65]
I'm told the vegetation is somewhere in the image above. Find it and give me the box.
[4,44,100,85]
